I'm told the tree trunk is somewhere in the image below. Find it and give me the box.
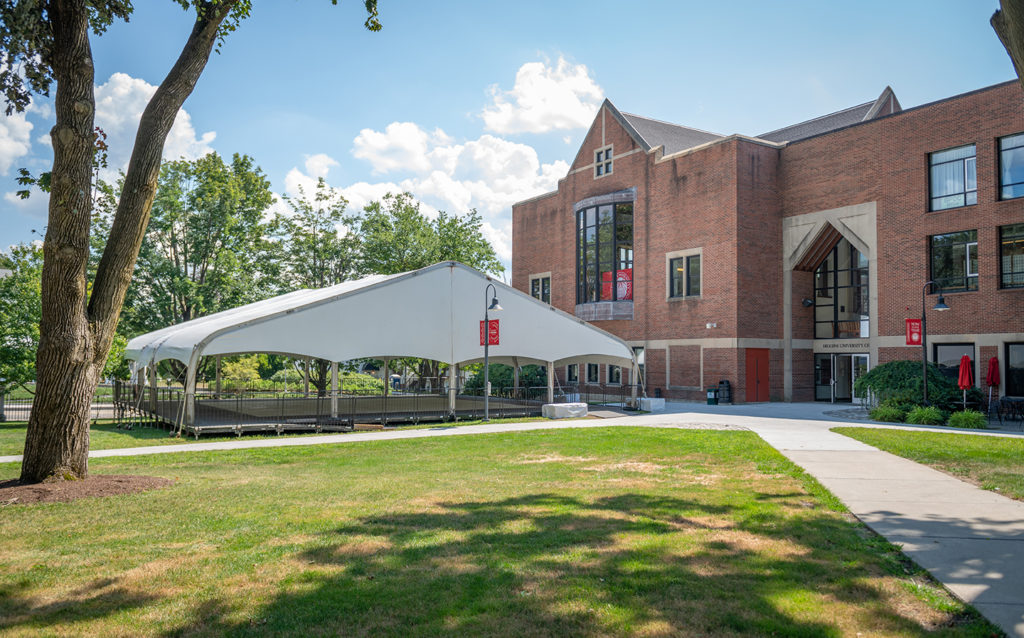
[20,0,238,483]
[993,1,1024,92]
[20,1,100,483]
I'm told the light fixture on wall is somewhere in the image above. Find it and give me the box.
[801,298,814,307]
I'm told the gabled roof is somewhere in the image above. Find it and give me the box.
[757,86,901,143]
[125,262,636,369]
[620,112,724,155]
[600,99,723,156]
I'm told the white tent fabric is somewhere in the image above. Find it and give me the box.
[126,262,635,370]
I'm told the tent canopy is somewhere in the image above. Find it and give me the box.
[125,262,636,370]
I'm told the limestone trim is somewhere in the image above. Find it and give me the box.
[665,247,703,301]
[782,202,878,401]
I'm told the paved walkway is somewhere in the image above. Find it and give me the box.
[3,403,1023,635]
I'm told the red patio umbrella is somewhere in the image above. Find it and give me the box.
[986,356,1000,408]
[957,354,974,410]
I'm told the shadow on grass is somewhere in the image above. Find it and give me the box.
[0,580,158,632]
[162,493,985,637]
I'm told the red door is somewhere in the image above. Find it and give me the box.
[745,348,770,402]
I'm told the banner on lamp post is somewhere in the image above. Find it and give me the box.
[906,318,922,346]
[480,319,499,346]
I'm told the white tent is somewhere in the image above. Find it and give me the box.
[125,262,637,425]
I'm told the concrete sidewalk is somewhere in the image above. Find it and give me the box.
[2,406,1023,634]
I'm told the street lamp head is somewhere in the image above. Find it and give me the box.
[933,295,950,312]
[488,297,502,311]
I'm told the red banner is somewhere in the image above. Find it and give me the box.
[600,268,633,300]
[479,319,499,346]
[905,318,922,346]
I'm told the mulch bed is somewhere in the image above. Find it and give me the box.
[0,475,173,506]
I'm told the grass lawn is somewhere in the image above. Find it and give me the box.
[0,416,565,457]
[835,426,1024,501]
[0,428,996,637]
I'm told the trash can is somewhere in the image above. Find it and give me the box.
[718,380,732,404]
[706,387,719,405]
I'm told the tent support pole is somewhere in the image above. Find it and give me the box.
[631,362,639,404]
[304,357,310,396]
[546,361,554,404]
[215,356,221,398]
[448,363,456,418]
[383,358,390,398]
[512,357,520,392]
[149,364,158,414]
[331,361,338,418]
[184,361,197,436]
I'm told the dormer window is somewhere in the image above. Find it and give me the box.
[595,145,613,177]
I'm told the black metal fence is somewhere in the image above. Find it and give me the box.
[111,379,641,438]
[0,386,116,423]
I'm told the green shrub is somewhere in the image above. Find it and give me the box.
[271,369,304,384]
[947,409,987,429]
[869,405,906,423]
[905,405,945,425]
[341,372,384,395]
[879,396,916,414]
[854,360,982,413]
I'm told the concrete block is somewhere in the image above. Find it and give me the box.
[542,403,588,419]
[639,397,665,412]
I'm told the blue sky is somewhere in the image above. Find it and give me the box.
[0,0,1013,269]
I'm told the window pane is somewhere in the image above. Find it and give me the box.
[965,157,977,192]
[968,242,978,277]
[542,277,551,302]
[598,205,614,225]
[687,255,701,295]
[1001,133,1024,151]
[586,207,596,227]
[931,161,965,198]
[531,279,540,298]
[1002,144,1024,199]
[934,344,973,379]
[670,258,684,297]
[931,144,975,164]
[1008,344,1024,396]
[1001,224,1024,288]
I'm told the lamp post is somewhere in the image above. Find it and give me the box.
[483,283,502,421]
[921,280,950,405]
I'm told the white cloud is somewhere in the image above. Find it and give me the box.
[481,56,603,134]
[0,109,33,175]
[304,153,339,179]
[352,121,434,175]
[3,188,48,221]
[93,72,215,176]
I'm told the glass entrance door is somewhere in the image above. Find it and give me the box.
[814,353,869,402]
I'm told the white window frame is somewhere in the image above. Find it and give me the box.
[529,272,552,304]
[566,363,578,384]
[665,248,703,300]
[594,145,613,178]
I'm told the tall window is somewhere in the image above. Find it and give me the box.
[934,343,974,380]
[530,275,551,303]
[1007,343,1024,397]
[608,365,621,385]
[1001,223,1024,289]
[566,363,578,384]
[595,146,613,177]
[1000,133,1024,200]
[576,202,633,303]
[669,254,701,297]
[632,347,645,387]
[586,363,599,384]
[930,230,978,292]
[929,144,976,211]
[813,238,869,339]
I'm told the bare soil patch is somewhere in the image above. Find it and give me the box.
[0,474,173,506]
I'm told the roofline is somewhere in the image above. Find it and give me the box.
[782,79,1019,147]
[601,99,653,152]
[619,110,724,139]
[513,188,559,208]
[756,100,874,139]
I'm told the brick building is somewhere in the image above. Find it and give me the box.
[511,81,1024,403]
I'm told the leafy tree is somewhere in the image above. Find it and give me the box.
[465,364,547,392]
[279,177,360,290]
[221,355,261,383]
[124,152,276,334]
[0,244,43,394]
[1,0,381,483]
[279,178,361,396]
